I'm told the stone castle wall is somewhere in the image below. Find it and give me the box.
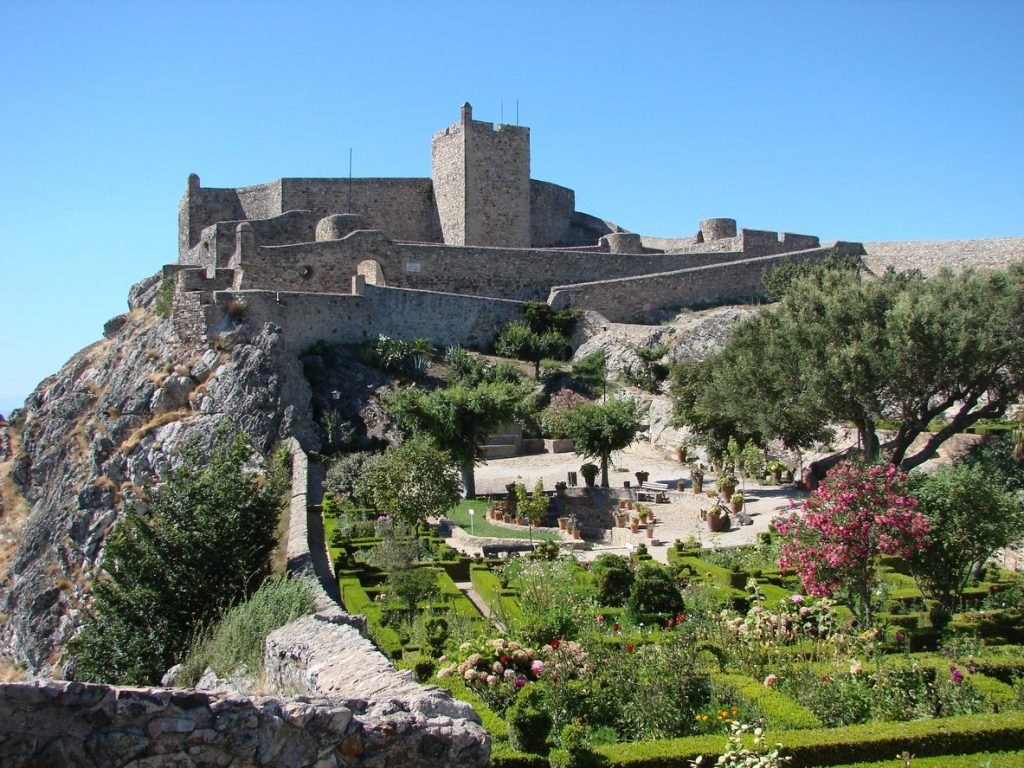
[203,283,525,353]
[530,179,575,247]
[863,237,1024,276]
[548,245,850,322]
[431,120,467,245]
[231,230,711,301]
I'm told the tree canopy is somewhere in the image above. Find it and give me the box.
[560,397,641,487]
[907,463,1024,614]
[382,380,536,498]
[70,429,286,685]
[355,435,461,526]
[672,264,1024,470]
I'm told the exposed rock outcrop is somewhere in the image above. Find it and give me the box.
[0,274,393,677]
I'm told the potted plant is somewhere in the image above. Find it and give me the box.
[767,460,785,484]
[630,518,640,533]
[580,463,599,488]
[706,505,722,532]
[690,467,704,494]
[730,492,744,513]
[675,443,688,463]
[718,473,738,502]
[635,470,650,485]
[555,481,568,497]
[558,516,571,530]
[645,522,655,539]
[637,508,648,524]
[615,512,627,528]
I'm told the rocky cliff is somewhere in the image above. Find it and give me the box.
[0,275,331,677]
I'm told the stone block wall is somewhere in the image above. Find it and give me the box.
[548,246,845,322]
[280,178,442,243]
[530,179,575,247]
[204,283,526,353]
[0,681,489,767]
[232,231,706,301]
[464,119,531,247]
[431,121,467,245]
[863,237,1024,276]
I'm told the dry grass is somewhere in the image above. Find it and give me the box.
[0,659,27,682]
[119,409,193,454]
[0,427,31,575]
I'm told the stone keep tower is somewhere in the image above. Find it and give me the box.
[431,102,531,248]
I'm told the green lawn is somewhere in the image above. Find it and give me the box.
[445,500,559,541]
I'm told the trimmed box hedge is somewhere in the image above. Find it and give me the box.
[712,673,822,730]
[592,711,1024,768]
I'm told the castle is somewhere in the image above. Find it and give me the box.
[168,103,864,352]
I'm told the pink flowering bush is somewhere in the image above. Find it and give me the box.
[723,580,838,647]
[774,460,929,625]
[540,388,591,438]
[436,636,587,713]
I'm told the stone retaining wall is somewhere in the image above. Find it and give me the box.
[0,680,489,767]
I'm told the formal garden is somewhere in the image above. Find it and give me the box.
[322,451,1024,768]
[310,265,1024,766]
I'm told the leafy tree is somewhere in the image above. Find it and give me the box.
[570,350,607,396]
[962,432,1024,493]
[382,381,535,498]
[762,249,864,300]
[355,435,461,526]
[383,568,441,626]
[907,463,1024,614]
[673,265,1024,469]
[324,450,381,504]
[775,460,929,625]
[495,320,567,379]
[560,397,641,487]
[70,429,285,685]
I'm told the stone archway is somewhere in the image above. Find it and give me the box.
[356,259,386,287]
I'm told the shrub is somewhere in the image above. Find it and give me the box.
[507,685,554,755]
[592,554,634,607]
[627,564,685,622]
[154,277,174,318]
[178,576,316,686]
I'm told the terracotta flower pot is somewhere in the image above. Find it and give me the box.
[707,514,722,532]
[572,529,582,539]
[558,516,570,530]
[630,522,639,533]
[615,514,626,528]
[645,526,654,539]
[692,483,703,494]
[731,499,743,513]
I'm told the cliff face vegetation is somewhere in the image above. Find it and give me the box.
[0,275,319,677]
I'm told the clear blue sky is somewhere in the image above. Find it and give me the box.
[2,1,1022,416]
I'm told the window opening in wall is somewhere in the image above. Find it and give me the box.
[301,265,313,279]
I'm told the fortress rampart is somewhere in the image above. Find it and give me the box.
[168,103,1022,353]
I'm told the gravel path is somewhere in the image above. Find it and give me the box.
[452,444,803,563]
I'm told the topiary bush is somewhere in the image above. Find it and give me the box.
[626,563,684,623]
[507,684,554,755]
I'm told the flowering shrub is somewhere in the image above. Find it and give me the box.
[695,722,791,767]
[780,662,990,726]
[540,388,591,438]
[723,580,838,647]
[774,460,929,625]
[436,636,588,713]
